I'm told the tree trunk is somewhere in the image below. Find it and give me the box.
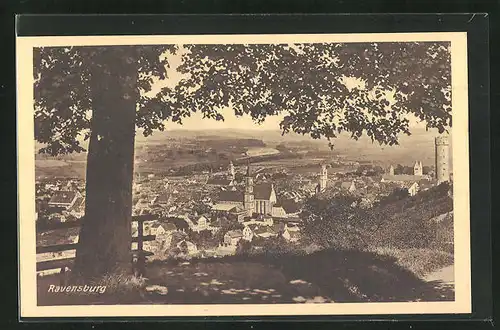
[74,47,139,279]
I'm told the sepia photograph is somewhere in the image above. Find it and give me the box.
[17,32,471,317]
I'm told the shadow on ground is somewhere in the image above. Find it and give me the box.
[37,249,454,305]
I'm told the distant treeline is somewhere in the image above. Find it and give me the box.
[168,151,301,176]
[139,138,267,164]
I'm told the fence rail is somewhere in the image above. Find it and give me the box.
[36,213,157,232]
[36,214,157,278]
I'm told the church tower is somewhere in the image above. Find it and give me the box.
[435,135,450,183]
[413,161,423,176]
[388,164,395,175]
[319,164,328,192]
[244,163,255,216]
[229,161,235,180]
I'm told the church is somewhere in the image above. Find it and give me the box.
[215,164,277,217]
[315,164,328,194]
[381,160,428,183]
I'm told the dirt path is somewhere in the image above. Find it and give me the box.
[422,264,455,302]
[424,265,454,285]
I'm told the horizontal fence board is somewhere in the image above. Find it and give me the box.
[37,250,153,271]
[37,243,78,254]
[37,258,75,272]
[36,219,82,232]
[36,236,156,254]
[133,235,156,242]
[36,214,157,232]
[133,214,157,222]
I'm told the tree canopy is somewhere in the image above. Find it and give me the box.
[34,45,177,155]
[34,42,451,156]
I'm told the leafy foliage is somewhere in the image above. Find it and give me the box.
[299,194,371,250]
[34,42,451,156]
[174,42,451,148]
[300,182,453,251]
[34,45,177,155]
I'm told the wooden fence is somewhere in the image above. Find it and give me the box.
[36,214,157,278]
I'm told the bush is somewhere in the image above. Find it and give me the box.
[300,183,453,252]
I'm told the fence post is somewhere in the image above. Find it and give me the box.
[136,219,146,277]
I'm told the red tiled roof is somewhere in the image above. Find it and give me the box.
[254,183,273,200]
[218,190,244,203]
[225,229,243,238]
[275,198,302,214]
[254,226,276,235]
[156,193,171,203]
[68,197,85,212]
[207,178,233,186]
[48,191,77,205]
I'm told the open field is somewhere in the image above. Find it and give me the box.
[245,147,280,157]
[35,127,449,179]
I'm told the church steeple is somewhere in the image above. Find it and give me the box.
[319,164,327,192]
[244,162,254,216]
[229,161,235,180]
[246,161,251,177]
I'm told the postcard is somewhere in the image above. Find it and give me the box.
[17,32,471,317]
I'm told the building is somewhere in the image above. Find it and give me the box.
[435,135,451,183]
[254,182,277,215]
[381,174,428,184]
[388,165,395,175]
[315,164,328,194]
[153,222,177,237]
[152,223,177,248]
[190,215,210,232]
[165,217,190,232]
[283,227,300,242]
[177,240,198,255]
[413,161,423,176]
[211,203,247,222]
[271,205,287,218]
[67,196,85,218]
[48,190,81,210]
[154,193,172,207]
[402,181,419,196]
[340,181,357,193]
[224,230,244,246]
[244,164,255,215]
[242,226,254,241]
[385,159,427,183]
[229,161,235,180]
[217,164,277,216]
[206,177,234,187]
[253,226,278,239]
[271,198,302,218]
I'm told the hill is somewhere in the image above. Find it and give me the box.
[35,127,450,179]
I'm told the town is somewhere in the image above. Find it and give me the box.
[35,134,452,263]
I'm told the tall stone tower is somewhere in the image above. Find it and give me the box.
[413,161,423,176]
[319,164,328,192]
[229,161,235,180]
[388,164,395,175]
[435,135,450,183]
[244,163,255,216]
